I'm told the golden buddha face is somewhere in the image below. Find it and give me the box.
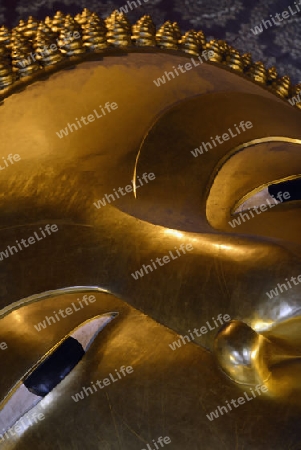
[1,11,301,449]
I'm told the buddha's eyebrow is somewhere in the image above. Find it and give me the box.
[0,313,118,433]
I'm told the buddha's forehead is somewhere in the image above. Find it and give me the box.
[0,50,300,237]
[0,51,296,197]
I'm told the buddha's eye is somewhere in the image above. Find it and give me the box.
[0,313,118,432]
[232,177,301,215]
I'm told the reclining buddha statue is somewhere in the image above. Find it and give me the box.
[0,8,301,449]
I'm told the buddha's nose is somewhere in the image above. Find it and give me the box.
[213,320,301,386]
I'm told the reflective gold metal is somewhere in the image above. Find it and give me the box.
[1,8,301,450]
[274,75,291,99]
[82,17,108,52]
[206,38,223,62]
[180,30,200,56]
[131,15,156,47]
[156,21,179,50]
[226,48,243,72]
[172,22,182,42]
[247,60,267,84]
[267,66,278,87]
[242,51,252,72]
[292,83,301,109]
[106,11,132,47]
[197,29,206,49]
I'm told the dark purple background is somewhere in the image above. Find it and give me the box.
[0,0,300,83]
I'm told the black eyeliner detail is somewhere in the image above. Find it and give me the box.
[24,337,85,397]
[268,178,301,202]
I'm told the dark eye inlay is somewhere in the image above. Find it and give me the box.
[24,337,85,397]
[233,176,301,215]
[268,178,301,203]
[0,313,118,433]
